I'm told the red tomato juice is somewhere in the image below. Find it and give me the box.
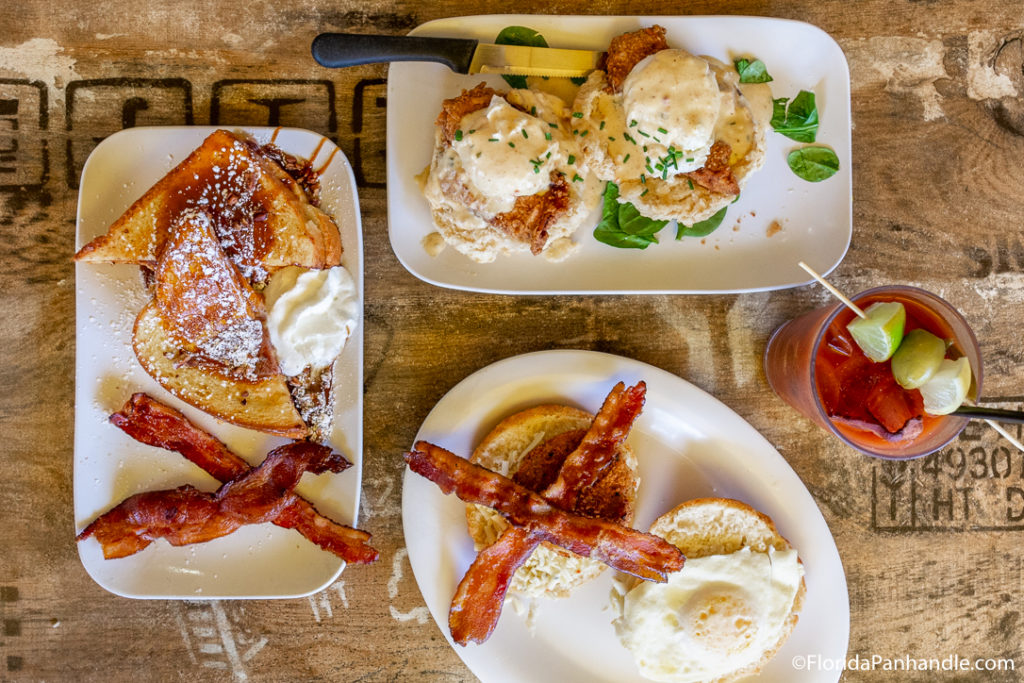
[815,292,959,449]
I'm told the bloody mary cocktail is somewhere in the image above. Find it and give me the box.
[764,286,982,459]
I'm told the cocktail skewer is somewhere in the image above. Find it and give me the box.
[797,261,866,319]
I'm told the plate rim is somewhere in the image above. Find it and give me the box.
[386,14,852,295]
[401,348,850,681]
[73,124,364,600]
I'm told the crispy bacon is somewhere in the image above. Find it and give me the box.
[406,441,683,579]
[449,529,540,644]
[602,26,669,92]
[79,442,348,559]
[436,82,497,146]
[96,394,378,564]
[541,381,645,509]
[448,381,647,645]
[685,140,740,196]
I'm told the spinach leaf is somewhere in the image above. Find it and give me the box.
[676,206,728,239]
[594,182,668,249]
[771,90,819,142]
[495,26,548,89]
[786,146,840,182]
[734,58,773,83]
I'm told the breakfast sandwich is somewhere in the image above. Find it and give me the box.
[574,26,772,225]
[421,83,602,263]
[465,398,640,600]
[611,498,805,683]
[75,129,356,441]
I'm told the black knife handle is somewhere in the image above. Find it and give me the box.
[311,33,479,73]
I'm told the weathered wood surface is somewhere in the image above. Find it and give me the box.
[1,1,1024,681]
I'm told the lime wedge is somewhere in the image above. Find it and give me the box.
[846,301,906,362]
[919,357,972,415]
[891,329,947,389]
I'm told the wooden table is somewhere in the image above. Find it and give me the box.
[2,2,1024,681]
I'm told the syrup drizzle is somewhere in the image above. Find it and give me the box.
[315,146,339,175]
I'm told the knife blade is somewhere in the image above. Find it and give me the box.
[311,33,602,79]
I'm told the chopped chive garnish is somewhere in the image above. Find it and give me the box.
[608,136,616,142]
[533,165,540,173]
[454,130,463,141]
[623,153,631,163]
[522,129,528,139]
[573,129,579,135]
[638,130,650,138]
[629,120,638,127]
[567,154,576,165]
[468,129,476,134]
[686,157,694,162]
[657,127,668,134]
[549,122,558,128]
[599,120,606,130]
[572,173,583,182]
[488,137,499,142]
[623,133,636,144]
[544,131,552,140]
[640,174,647,184]
[580,130,589,137]
[572,111,583,118]
[508,142,515,148]
[641,188,649,196]
[531,106,537,116]
[687,178,694,190]
[653,136,661,143]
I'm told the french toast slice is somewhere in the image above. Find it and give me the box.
[133,299,307,439]
[153,208,275,380]
[74,129,343,275]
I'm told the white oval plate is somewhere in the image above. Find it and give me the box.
[74,126,363,599]
[403,349,848,681]
[386,15,852,294]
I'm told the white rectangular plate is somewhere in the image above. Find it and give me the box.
[387,15,852,294]
[74,126,364,599]
[403,350,849,682]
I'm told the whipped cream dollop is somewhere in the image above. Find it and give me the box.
[622,49,723,174]
[264,265,358,376]
[452,95,562,206]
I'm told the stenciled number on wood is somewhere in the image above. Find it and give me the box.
[872,401,1024,531]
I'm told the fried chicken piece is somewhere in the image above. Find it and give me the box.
[108,393,378,564]
[685,140,740,196]
[435,82,497,146]
[79,441,351,560]
[491,172,571,254]
[602,25,669,92]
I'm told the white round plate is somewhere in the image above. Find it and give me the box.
[402,349,848,682]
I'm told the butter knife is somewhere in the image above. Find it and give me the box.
[311,33,602,79]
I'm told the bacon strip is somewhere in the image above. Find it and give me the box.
[541,381,646,509]
[97,393,378,564]
[449,382,647,644]
[79,442,348,559]
[406,441,683,580]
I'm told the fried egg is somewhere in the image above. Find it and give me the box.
[613,547,803,683]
